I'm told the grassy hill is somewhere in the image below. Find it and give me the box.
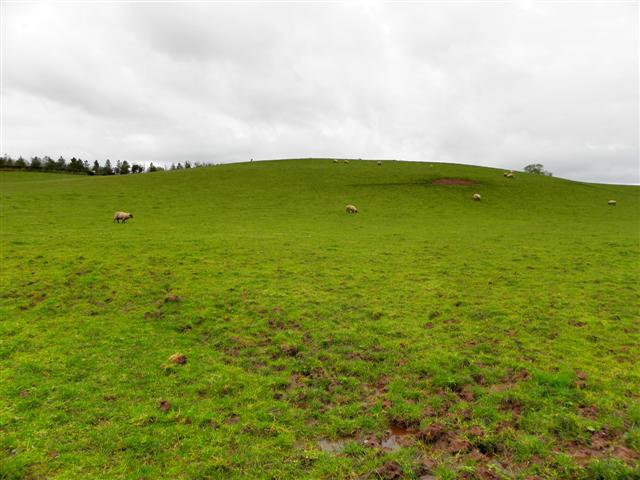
[1,159,639,479]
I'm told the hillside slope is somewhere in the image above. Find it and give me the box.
[1,160,639,479]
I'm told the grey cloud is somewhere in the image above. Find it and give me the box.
[2,2,637,183]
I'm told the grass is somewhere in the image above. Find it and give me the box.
[1,159,639,479]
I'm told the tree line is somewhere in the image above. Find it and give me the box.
[0,155,208,175]
[523,163,553,176]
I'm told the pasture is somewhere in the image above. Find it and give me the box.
[1,159,639,479]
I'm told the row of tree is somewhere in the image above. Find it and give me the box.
[3,156,552,177]
[0,155,208,175]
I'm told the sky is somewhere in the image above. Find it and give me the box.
[1,1,638,184]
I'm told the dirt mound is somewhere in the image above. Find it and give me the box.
[432,178,477,185]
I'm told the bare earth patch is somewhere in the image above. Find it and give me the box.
[432,178,477,185]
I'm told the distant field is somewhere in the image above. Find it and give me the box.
[1,159,639,479]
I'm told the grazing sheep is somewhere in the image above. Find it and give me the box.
[343,160,350,164]
[333,159,339,163]
[113,211,133,223]
[473,193,482,201]
[377,161,382,165]
[608,200,617,206]
[504,172,514,178]
[346,204,358,214]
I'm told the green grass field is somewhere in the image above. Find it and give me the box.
[1,159,639,479]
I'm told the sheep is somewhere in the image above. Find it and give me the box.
[608,200,617,206]
[473,193,482,201]
[343,160,350,164]
[504,172,514,178]
[333,159,339,163]
[345,204,358,214]
[113,211,133,223]
[377,161,382,166]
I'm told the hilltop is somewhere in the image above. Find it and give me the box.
[1,159,639,479]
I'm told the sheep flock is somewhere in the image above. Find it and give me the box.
[113,162,620,222]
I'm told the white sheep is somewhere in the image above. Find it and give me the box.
[343,160,350,164]
[377,161,382,166]
[333,159,339,163]
[113,211,133,223]
[473,193,482,201]
[504,172,514,178]
[345,204,358,214]
[608,200,617,206]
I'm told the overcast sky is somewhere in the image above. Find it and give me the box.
[1,2,638,184]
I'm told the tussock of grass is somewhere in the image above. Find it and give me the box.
[1,159,639,478]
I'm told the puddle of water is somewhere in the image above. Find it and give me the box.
[318,439,347,454]
[390,425,416,436]
[381,426,418,451]
[319,427,417,454]
[381,436,401,451]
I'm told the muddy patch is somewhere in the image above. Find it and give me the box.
[432,178,477,185]
[318,439,349,454]
[319,426,417,455]
[381,426,417,451]
[376,460,403,479]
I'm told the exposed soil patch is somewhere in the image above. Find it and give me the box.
[564,427,640,465]
[225,415,240,425]
[418,423,447,444]
[390,416,420,430]
[499,397,522,417]
[432,178,477,185]
[506,368,530,383]
[471,467,501,480]
[279,344,299,357]
[578,405,598,419]
[417,423,473,454]
[376,461,403,479]
[457,386,476,402]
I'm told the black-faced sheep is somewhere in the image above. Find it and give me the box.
[346,204,358,214]
[608,200,617,206]
[113,211,133,223]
